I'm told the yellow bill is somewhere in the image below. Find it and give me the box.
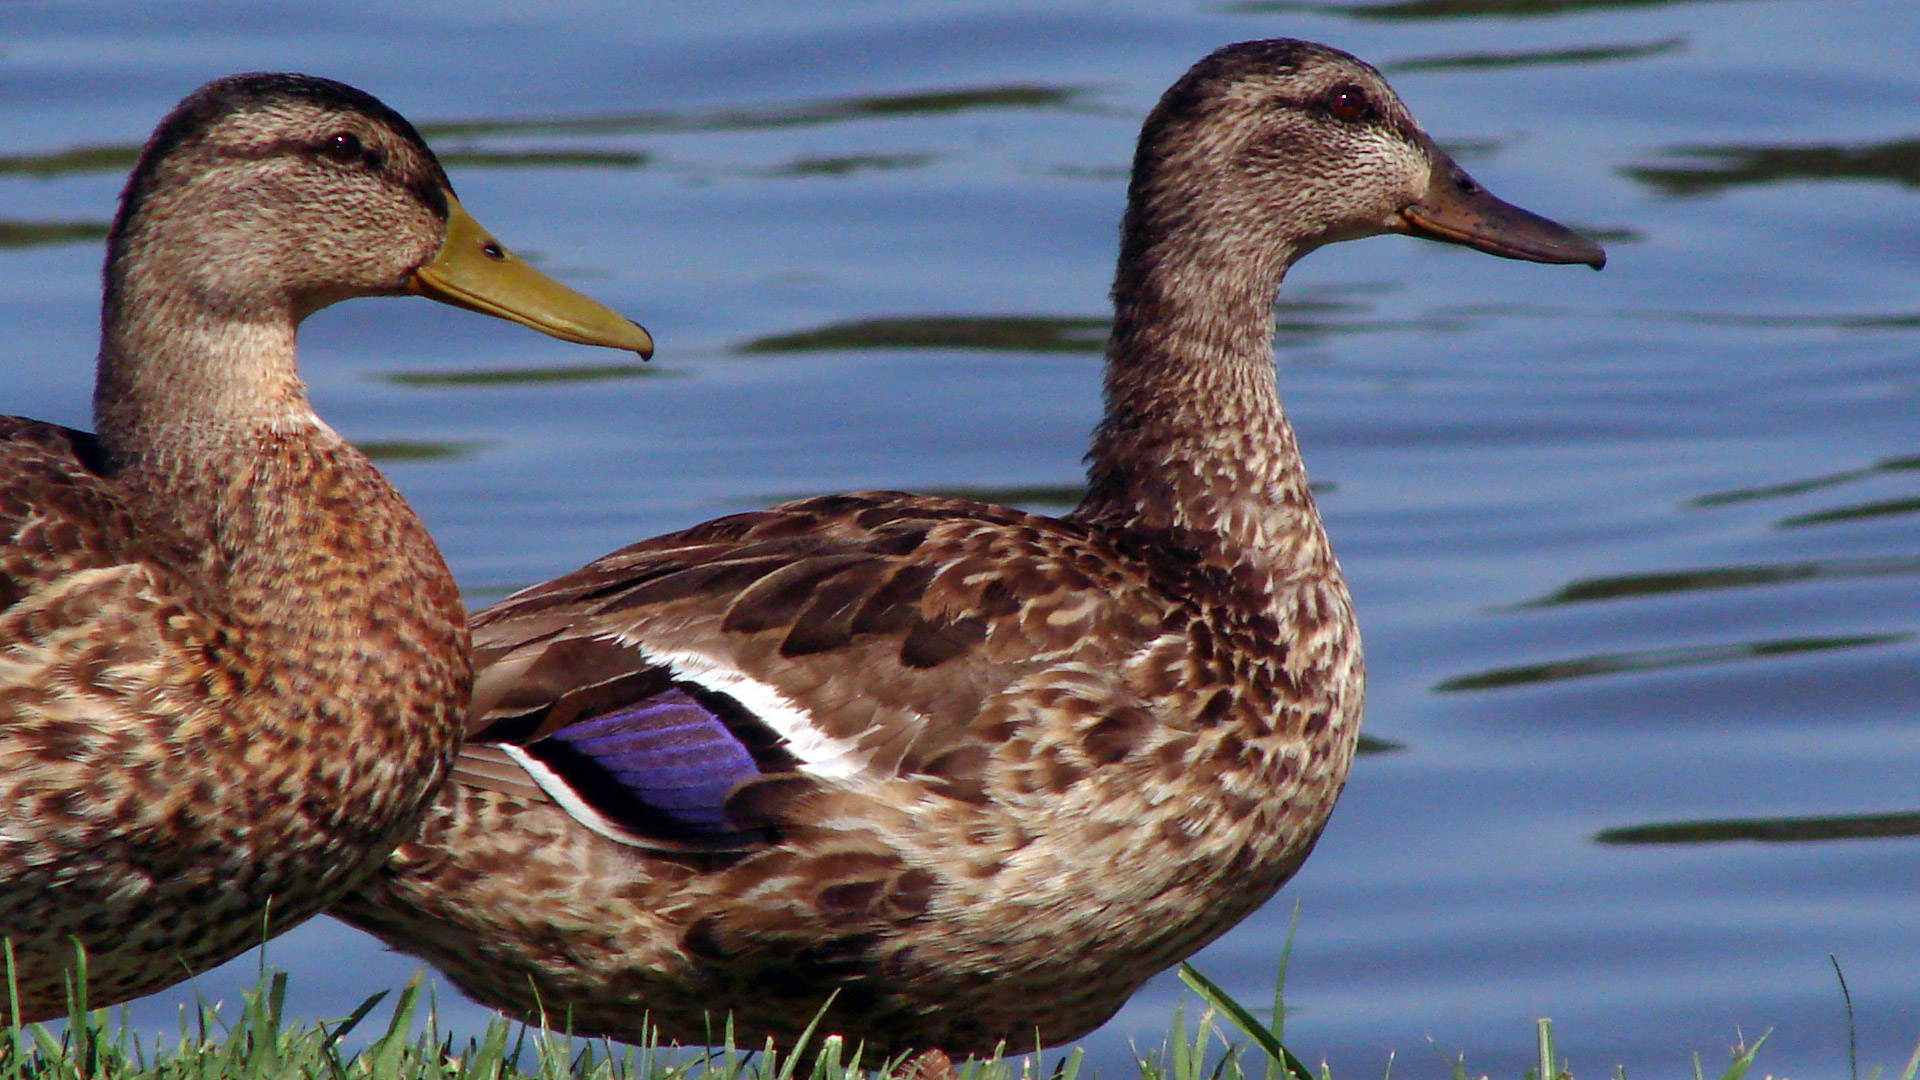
[408,192,654,357]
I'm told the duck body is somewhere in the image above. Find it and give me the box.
[342,480,1357,1053]
[336,39,1602,1057]
[0,73,649,1019]
[0,415,468,1013]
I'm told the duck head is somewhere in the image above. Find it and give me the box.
[105,72,652,354]
[1118,39,1605,286]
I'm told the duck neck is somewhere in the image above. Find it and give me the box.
[90,245,462,651]
[1073,222,1332,575]
[95,238,318,470]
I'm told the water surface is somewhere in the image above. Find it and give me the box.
[2,2,1916,1076]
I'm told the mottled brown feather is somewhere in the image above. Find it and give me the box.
[336,37,1600,1058]
[0,70,649,1021]
[0,415,470,1021]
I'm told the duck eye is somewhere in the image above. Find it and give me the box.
[318,131,364,163]
[1322,86,1374,124]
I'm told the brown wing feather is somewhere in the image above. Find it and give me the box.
[0,419,238,878]
[0,419,182,598]
[467,492,1177,780]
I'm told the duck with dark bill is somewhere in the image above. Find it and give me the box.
[335,38,1602,1063]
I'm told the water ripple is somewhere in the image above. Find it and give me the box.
[1384,37,1685,74]
[0,220,108,250]
[1628,136,1920,197]
[1692,455,1920,507]
[380,364,668,388]
[1597,811,1920,845]
[1520,555,1920,607]
[1225,0,1753,21]
[1435,633,1910,691]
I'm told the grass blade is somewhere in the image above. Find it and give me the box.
[1834,955,1859,1080]
[1177,964,1312,1080]
[1716,1030,1769,1080]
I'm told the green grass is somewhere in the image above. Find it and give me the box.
[4,962,1917,1080]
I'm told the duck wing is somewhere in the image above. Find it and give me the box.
[459,492,1177,852]
[0,418,225,860]
[0,416,199,646]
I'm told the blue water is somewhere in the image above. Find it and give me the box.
[3,1,1917,1076]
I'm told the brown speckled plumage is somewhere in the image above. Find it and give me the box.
[334,40,1603,1058]
[0,73,646,1020]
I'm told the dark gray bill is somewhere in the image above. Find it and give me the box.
[1393,150,1606,270]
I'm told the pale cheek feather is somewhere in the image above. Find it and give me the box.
[612,640,871,781]
[1388,134,1430,186]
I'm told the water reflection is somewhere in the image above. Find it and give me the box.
[381,363,665,388]
[1432,138,1510,162]
[766,153,936,178]
[436,149,648,170]
[1780,497,1920,528]
[0,144,135,178]
[1435,633,1909,691]
[1693,455,1920,507]
[740,316,1111,355]
[1226,0,1748,20]
[1046,164,1130,182]
[417,85,1087,140]
[1682,440,1920,531]
[0,85,1081,181]
[1356,734,1402,755]
[1443,301,1919,331]
[1659,309,1920,330]
[0,220,108,250]
[736,299,1444,356]
[1596,811,1920,845]
[1521,555,1920,607]
[354,440,485,462]
[1628,136,1920,197]
[1383,37,1683,74]
[0,142,646,179]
